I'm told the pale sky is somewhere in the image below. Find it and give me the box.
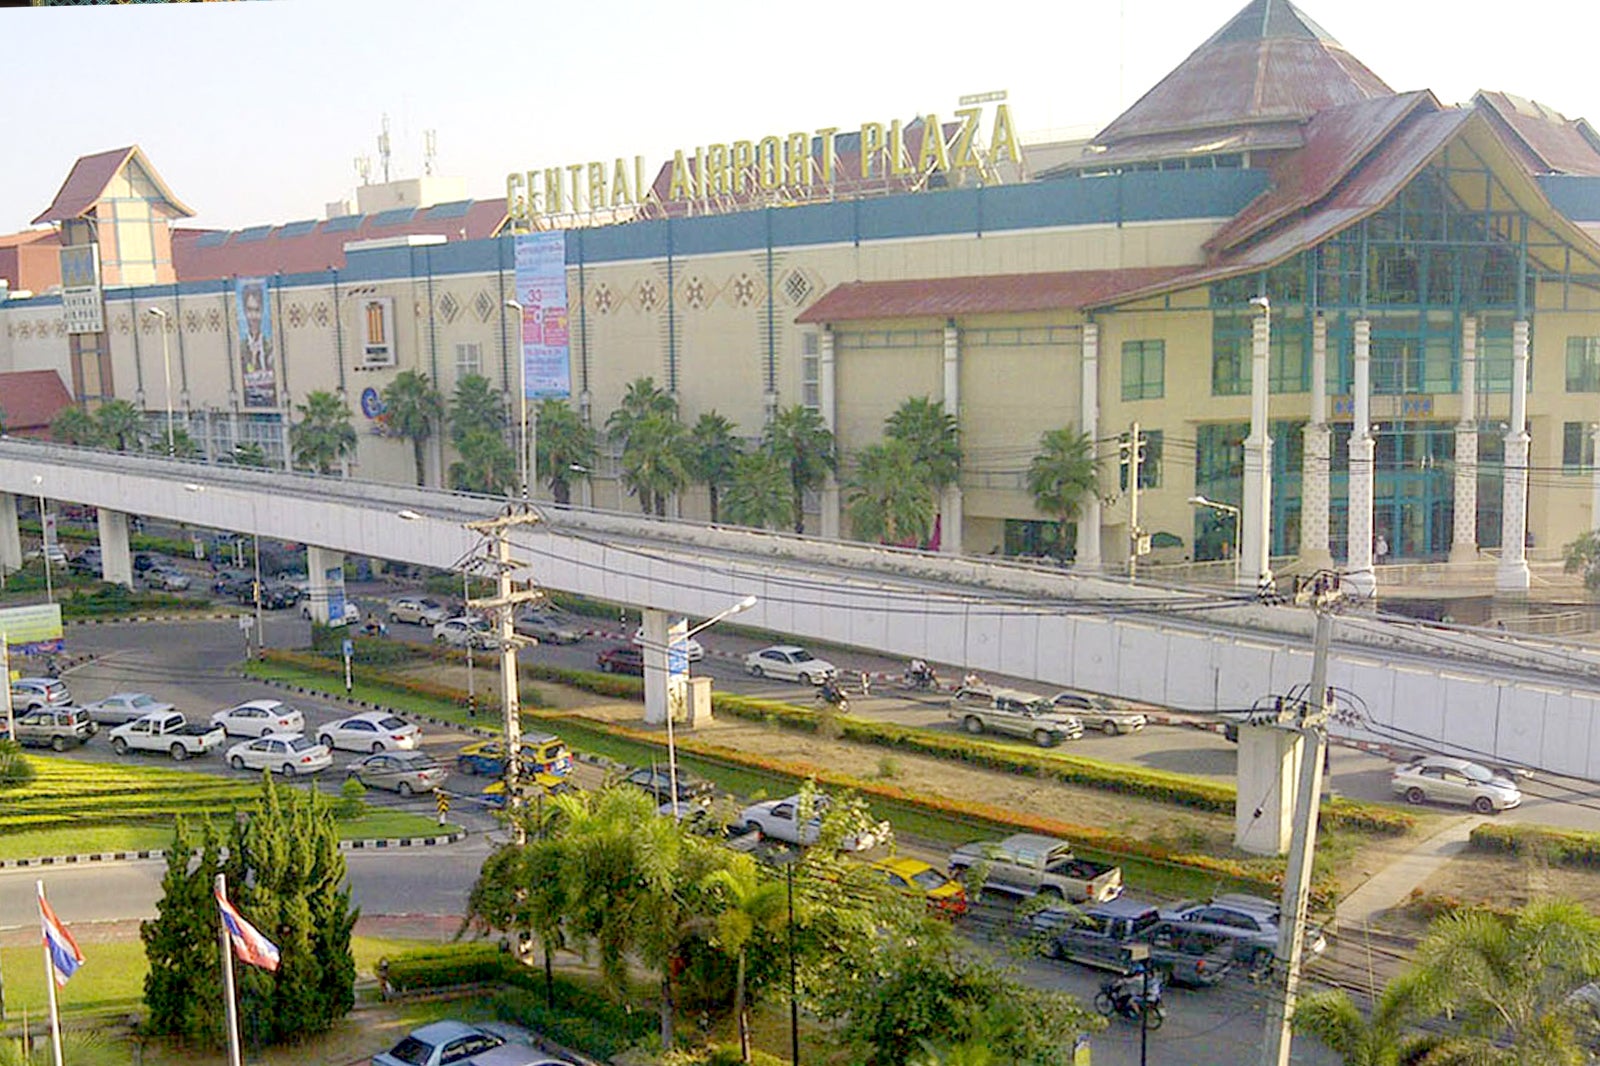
[3,0,1597,235]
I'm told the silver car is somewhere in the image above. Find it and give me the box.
[387,595,450,627]
[1048,690,1148,735]
[513,610,583,645]
[1391,755,1522,814]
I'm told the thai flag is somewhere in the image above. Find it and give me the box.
[215,888,280,973]
[38,883,84,988]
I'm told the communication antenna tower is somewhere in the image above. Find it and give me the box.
[353,156,372,186]
[424,129,438,177]
[378,114,392,183]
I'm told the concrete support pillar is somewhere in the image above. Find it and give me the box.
[1300,313,1332,571]
[1234,723,1302,856]
[1242,303,1274,590]
[940,320,963,555]
[818,327,841,540]
[1498,319,1532,591]
[1590,424,1600,532]
[0,493,21,577]
[97,508,133,588]
[1451,317,1480,565]
[1078,323,1102,570]
[306,545,346,625]
[640,607,670,725]
[1346,319,1376,600]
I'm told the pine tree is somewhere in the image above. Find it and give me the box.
[140,816,226,1045]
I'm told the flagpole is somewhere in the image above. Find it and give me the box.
[216,873,243,1066]
[37,881,64,1066]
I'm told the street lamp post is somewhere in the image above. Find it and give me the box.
[1127,941,1152,1066]
[146,307,176,455]
[504,299,533,505]
[1189,495,1242,587]
[663,594,758,818]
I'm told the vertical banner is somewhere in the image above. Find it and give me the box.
[358,297,396,368]
[235,277,278,409]
[512,233,572,399]
[59,245,104,334]
[324,566,346,625]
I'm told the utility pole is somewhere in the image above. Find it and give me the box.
[463,508,543,845]
[1125,422,1146,581]
[1259,573,1340,1066]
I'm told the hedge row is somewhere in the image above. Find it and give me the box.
[1469,821,1600,869]
[260,648,523,710]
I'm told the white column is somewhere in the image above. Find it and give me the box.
[1498,319,1532,591]
[0,493,21,577]
[1241,303,1274,590]
[818,327,841,540]
[1345,319,1376,600]
[1078,323,1102,570]
[305,545,345,625]
[96,508,133,588]
[1451,317,1480,564]
[640,607,670,725]
[1300,313,1332,570]
[1234,723,1302,855]
[940,320,963,555]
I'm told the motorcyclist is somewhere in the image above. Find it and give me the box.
[817,676,848,709]
[905,658,937,689]
[1104,965,1162,1016]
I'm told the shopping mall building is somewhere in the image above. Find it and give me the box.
[5,0,1600,591]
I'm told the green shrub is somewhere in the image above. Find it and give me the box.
[494,985,655,1061]
[336,777,367,819]
[0,742,36,789]
[1469,821,1600,868]
[381,943,507,991]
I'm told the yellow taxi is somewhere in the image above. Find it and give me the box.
[455,733,572,777]
[868,856,969,917]
[478,772,578,810]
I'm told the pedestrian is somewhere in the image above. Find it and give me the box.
[859,670,871,698]
[1374,533,1389,564]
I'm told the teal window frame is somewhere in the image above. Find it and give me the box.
[1121,340,1165,401]
[1567,337,1600,393]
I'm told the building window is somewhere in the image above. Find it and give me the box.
[801,332,820,410]
[1567,338,1600,392]
[455,342,482,380]
[1118,429,1163,490]
[1564,422,1595,472]
[1121,340,1165,401]
[1004,518,1072,560]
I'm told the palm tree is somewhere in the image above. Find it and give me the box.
[618,412,688,517]
[606,377,677,444]
[1292,970,1444,1066]
[764,404,836,534]
[95,399,147,452]
[702,854,788,1063]
[1408,897,1600,1065]
[382,370,445,486]
[50,406,102,448]
[449,425,516,494]
[167,427,202,460]
[290,390,357,475]
[449,373,507,445]
[231,441,268,468]
[1026,428,1100,559]
[846,439,937,546]
[886,396,961,496]
[534,398,597,506]
[721,449,793,530]
[685,412,743,523]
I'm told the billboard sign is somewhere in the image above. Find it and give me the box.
[0,604,65,655]
[358,297,396,369]
[235,277,278,409]
[59,244,103,334]
[325,566,346,625]
[512,233,571,400]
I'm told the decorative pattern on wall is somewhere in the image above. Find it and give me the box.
[286,303,306,329]
[312,302,330,328]
[782,269,813,306]
[185,310,203,333]
[637,279,659,313]
[730,273,758,308]
[473,290,496,322]
[205,308,224,332]
[437,291,461,323]
[592,282,614,315]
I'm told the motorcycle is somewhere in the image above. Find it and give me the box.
[815,679,849,712]
[1094,971,1165,1029]
[903,661,939,691]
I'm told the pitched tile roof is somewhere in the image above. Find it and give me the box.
[0,370,74,437]
[1473,91,1600,176]
[793,267,1192,323]
[170,200,508,280]
[32,146,194,225]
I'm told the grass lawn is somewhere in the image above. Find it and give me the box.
[246,658,493,728]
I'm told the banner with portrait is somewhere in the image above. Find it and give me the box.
[512,232,571,399]
[235,277,278,409]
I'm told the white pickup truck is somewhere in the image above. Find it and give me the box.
[948,832,1123,903]
[739,794,890,852]
[108,712,225,761]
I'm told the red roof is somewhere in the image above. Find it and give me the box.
[1205,91,1436,257]
[1086,0,1391,165]
[32,146,193,225]
[1473,91,1600,176]
[0,370,73,437]
[171,200,509,281]
[794,267,1192,323]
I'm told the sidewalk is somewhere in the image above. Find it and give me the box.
[1334,814,1485,929]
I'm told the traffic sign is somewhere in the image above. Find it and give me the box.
[435,789,450,825]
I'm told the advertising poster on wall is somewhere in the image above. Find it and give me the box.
[325,566,346,625]
[0,604,65,655]
[235,277,277,409]
[59,244,104,334]
[512,232,571,399]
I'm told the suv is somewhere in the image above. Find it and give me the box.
[387,595,450,627]
[11,677,71,711]
[1162,893,1326,970]
[13,707,97,751]
[68,547,103,577]
[596,645,645,675]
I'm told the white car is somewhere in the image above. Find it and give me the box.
[211,699,306,738]
[738,794,889,852]
[744,645,838,684]
[1391,755,1522,814]
[81,690,169,725]
[317,711,420,753]
[225,733,332,777]
[433,616,494,649]
[632,626,705,662]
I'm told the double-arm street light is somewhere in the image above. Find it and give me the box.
[658,594,758,819]
[1188,495,1242,587]
[145,307,176,456]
